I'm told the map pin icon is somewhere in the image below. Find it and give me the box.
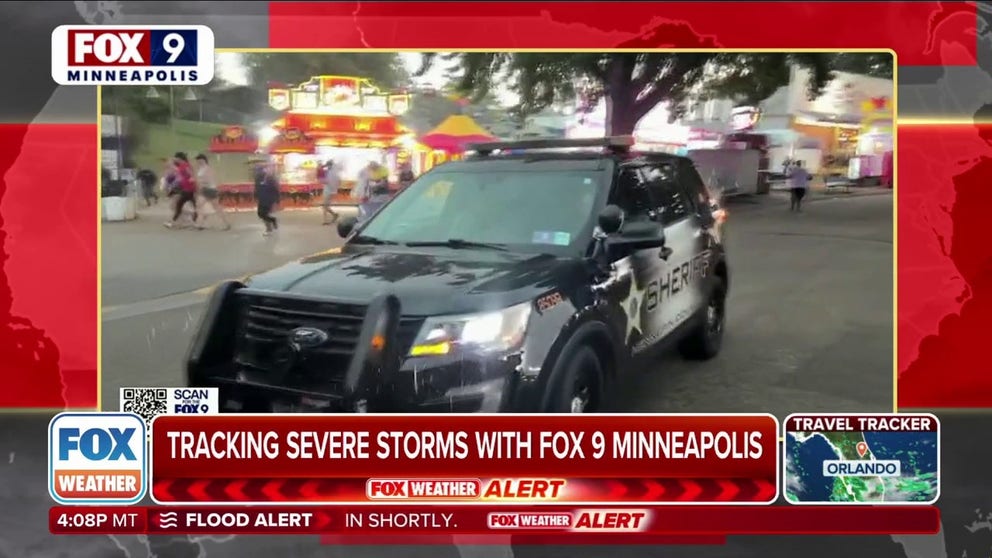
[856,441,868,457]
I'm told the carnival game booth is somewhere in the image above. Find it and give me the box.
[208,126,262,209]
[260,127,325,208]
[418,114,498,170]
[261,75,415,205]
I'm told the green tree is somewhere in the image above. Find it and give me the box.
[418,53,844,135]
[102,85,171,125]
[100,86,172,162]
[829,52,894,79]
[242,52,409,89]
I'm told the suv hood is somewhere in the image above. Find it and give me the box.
[242,246,584,315]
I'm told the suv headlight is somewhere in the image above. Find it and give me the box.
[409,302,532,356]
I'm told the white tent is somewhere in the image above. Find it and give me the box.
[566,100,689,145]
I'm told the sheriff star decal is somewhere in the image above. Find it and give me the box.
[618,266,647,344]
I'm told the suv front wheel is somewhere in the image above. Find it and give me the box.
[678,277,727,360]
[544,345,603,413]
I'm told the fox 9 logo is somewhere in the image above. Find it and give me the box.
[171,388,218,414]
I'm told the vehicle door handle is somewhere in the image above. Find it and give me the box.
[660,246,673,260]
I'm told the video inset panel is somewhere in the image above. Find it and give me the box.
[100,50,894,417]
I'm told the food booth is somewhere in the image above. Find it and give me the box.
[254,75,416,206]
[715,106,771,194]
[418,114,498,170]
[847,97,893,186]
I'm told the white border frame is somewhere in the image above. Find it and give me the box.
[149,412,781,506]
[781,412,940,506]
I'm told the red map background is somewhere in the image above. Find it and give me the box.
[898,119,992,407]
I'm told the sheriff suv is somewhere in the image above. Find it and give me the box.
[187,136,730,414]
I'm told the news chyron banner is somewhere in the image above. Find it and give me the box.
[783,413,940,505]
[49,504,940,537]
[149,414,780,505]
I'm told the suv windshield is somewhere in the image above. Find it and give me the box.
[357,165,607,254]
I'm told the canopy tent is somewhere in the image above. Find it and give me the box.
[419,114,497,153]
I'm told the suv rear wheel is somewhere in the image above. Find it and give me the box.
[678,277,726,360]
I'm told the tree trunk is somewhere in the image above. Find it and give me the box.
[604,92,641,136]
[603,59,639,136]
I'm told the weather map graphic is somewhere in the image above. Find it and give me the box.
[783,414,939,505]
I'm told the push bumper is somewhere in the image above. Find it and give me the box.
[210,357,517,413]
[189,286,525,413]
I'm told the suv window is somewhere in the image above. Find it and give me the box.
[610,166,654,218]
[642,162,691,225]
[679,160,713,212]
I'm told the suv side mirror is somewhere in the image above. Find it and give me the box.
[590,207,668,270]
[610,220,666,252]
[598,205,624,235]
[337,216,357,238]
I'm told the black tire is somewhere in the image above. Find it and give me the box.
[543,345,604,413]
[678,277,727,360]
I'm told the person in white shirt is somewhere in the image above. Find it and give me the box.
[352,163,370,201]
[194,153,231,230]
[787,160,812,212]
[321,161,341,225]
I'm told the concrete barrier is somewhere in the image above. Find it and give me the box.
[102,196,137,221]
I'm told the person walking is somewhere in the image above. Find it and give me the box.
[397,161,415,190]
[254,160,280,236]
[163,158,179,213]
[320,161,341,225]
[136,167,158,207]
[165,152,199,228]
[193,154,231,230]
[787,160,811,212]
[357,160,390,222]
[352,160,371,202]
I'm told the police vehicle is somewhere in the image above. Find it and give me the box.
[187,136,729,413]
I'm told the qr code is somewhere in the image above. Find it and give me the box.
[121,387,169,426]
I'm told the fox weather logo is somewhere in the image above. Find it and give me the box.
[51,25,215,85]
[48,412,147,505]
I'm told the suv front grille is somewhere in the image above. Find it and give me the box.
[232,292,424,395]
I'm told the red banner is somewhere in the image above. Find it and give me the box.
[280,113,405,137]
[209,126,259,153]
[267,127,316,154]
[319,76,362,109]
[49,505,940,539]
[150,414,779,504]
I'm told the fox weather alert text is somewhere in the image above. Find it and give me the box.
[49,412,147,505]
[51,25,215,85]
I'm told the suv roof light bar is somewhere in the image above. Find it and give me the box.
[466,136,635,156]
